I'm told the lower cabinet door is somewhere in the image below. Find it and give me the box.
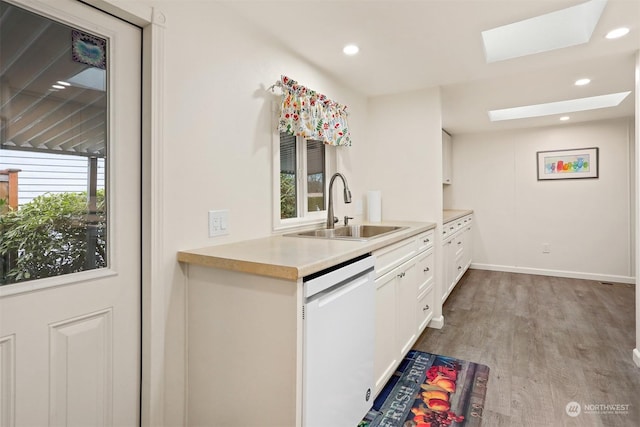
[396,262,417,356]
[374,269,398,394]
[417,286,434,332]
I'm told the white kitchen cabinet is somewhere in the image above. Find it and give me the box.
[374,265,399,393]
[178,222,437,427]
[416,249,435,333]
[396,261,417,356]
[442,214,473,303]
[442,129,452,185]
[372,230,434,394]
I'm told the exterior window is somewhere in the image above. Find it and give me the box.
[0,2,108,285]
[276,132,330,227]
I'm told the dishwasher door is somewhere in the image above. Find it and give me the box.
[303,255,375,427]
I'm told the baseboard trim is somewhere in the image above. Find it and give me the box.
[634,349,640,368]
[428,315,444,330]
[470,263,636,285]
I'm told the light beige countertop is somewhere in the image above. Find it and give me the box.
[177,221,436,281]
[443,209,473,223]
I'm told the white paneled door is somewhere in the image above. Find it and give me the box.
[0,0,141,426]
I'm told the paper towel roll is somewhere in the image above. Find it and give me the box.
[367,190,382,223]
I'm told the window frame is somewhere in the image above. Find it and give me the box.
[272,131,335,232]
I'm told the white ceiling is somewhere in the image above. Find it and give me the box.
[227,0,639,134]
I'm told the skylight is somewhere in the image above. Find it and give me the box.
[488,91,631,121]
[66,67,106,91]
[481,0,607,63]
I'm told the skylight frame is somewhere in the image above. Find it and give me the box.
[481,0,608,63]
[488,91,631,122]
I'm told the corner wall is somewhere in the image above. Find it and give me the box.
[634,51,639,368]
[135,2,369,425]
[363,88,444,322]
[447,118,634,283]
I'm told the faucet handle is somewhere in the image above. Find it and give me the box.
[344,216,354,226]
[333,216,339,225]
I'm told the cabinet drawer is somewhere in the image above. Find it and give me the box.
[453,234,464,258]
[444,221,457,235]
[417,285,434,332]
[416,230,434,253]
[373,237,416,278]
[416,250,434,294]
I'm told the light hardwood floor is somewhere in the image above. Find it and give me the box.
[414,269,639,427]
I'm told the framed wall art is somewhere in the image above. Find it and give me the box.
[536,147,599,180]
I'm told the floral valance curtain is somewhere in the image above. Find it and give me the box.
[276,75,351,147]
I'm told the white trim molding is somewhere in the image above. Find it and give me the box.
[141,8,167,427]
[471,263,635,285]
[428,315,444,330]
[83,1,168,426]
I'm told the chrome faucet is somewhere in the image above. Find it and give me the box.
[327,172,352,228]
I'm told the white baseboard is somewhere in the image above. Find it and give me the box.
[428,315,444,330]
[634,349,640,368]
[470,263,636,285]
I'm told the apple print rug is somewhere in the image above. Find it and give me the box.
[360,350,490,427]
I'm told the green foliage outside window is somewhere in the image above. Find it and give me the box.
[0,191,106,285]
[280,173,296,219]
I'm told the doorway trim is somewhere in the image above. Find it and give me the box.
[81,1,168,425]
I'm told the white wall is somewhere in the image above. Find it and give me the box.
[363,88,442,223]
[363,88,444,322]
[140,2,369,425]
[634,51,639,368]
[446,118,634,283]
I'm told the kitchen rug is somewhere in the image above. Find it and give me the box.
[359,350,490,427]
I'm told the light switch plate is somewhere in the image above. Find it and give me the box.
[209,209,229,237]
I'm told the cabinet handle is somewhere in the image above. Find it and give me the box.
[397,272,406,278]
[423,238,430,243]
[457,241,462,245]
[423,304,430,311]
[458,266,462,270]
[449,226,454,230]
[423,267,430,272]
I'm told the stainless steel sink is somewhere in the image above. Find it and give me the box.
[285,225,407,241]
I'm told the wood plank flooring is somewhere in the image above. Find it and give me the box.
[413,269,639,427]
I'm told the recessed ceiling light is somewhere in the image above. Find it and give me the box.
[560,116,570,121]
[51,84,66,90]
[575,78,591,86]
[606,27,630,39]
[488,91,631,121]
[481,0,606,63]
[343,44,359,56]
[56,81,71,86]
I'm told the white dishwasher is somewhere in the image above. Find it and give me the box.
[302,254,375,427]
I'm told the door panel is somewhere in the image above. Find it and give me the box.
[0,0,141,425]
[49,309,113,427]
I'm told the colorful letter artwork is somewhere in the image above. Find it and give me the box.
[544,154,590,174]
[537,147,599,180]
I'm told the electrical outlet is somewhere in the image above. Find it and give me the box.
[542,243,551,254]
[209,209,229,237]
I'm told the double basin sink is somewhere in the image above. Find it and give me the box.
[285,224,407,241]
